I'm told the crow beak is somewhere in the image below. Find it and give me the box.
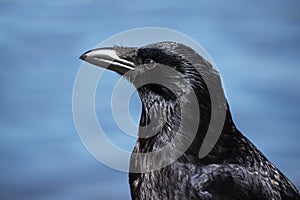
[80,48,135,74]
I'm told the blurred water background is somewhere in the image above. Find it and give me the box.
[1,0,299,199]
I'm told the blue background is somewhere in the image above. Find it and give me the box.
[1,0,299,199]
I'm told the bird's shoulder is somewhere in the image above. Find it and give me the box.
[188,163,300,200]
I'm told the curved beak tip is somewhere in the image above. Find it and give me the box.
[79,53,87,60]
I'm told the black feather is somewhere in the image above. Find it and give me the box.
[122,42,300,200]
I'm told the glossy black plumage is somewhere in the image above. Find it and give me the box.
[80,41,300,200]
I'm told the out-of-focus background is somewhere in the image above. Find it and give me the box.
[1,0,299,199]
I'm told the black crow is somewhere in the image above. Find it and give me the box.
[80,41,300,200]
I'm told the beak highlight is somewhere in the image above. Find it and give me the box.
[80,48,135,74]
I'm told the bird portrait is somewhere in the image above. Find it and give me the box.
[80,41,300,200]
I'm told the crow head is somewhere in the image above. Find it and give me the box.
[80,41,228,161]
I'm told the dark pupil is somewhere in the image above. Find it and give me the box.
[144,59,155,68]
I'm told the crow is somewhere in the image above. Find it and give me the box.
[80,41,300,200]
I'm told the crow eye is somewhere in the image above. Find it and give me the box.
[144,58,156,69]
